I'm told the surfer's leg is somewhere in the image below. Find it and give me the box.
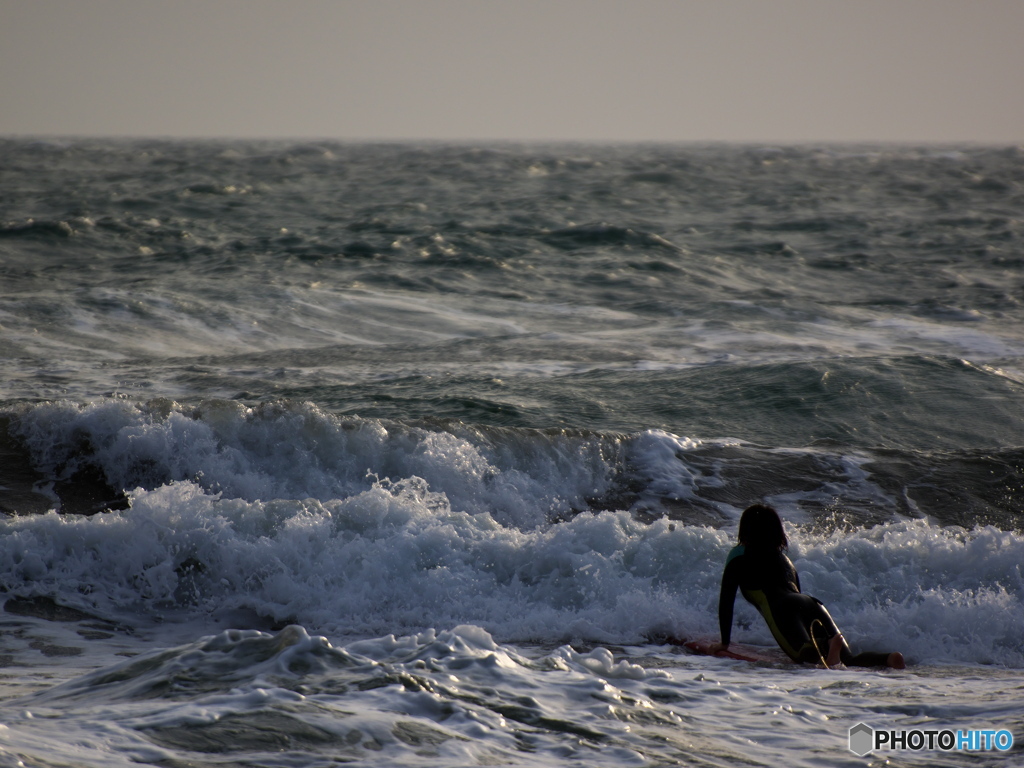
[804,601,904,668]
[784,595,848,665]
[842,651,893,667]
[802,597,844,665]
[761,593,904,667]
[843,650,906,668]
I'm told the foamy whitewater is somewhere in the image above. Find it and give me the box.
[1,139,1022,766]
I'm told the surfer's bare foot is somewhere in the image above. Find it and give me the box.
[887,652,905,669]
[826,634,844,667]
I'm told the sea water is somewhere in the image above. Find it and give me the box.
[0,139,1022,766]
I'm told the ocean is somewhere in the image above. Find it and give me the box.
[1,138,1022,766]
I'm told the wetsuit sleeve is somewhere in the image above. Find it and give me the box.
[718,555,742,646]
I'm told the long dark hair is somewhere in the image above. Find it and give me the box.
[737,504,788,551]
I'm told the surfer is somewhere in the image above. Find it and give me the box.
[712,504,905,669]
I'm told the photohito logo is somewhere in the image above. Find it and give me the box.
[849,723,1014,756]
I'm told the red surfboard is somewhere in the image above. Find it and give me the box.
[680,637,793,664]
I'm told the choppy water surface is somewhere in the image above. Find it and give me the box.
[1,139,1023,766]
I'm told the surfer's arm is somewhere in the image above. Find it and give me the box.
[718,557,742,647]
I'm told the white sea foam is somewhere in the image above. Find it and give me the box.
[6,400,1023,666]
[12,399,617,527]
[2,616,1020,768]
[2,471,1021,669]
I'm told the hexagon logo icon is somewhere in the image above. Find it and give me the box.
[849,722,874,756]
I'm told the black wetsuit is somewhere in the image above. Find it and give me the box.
[718,544,891,666]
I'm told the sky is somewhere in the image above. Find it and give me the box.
[2,0,1022,143]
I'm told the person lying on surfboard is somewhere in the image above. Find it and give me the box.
[711,504,905,669]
